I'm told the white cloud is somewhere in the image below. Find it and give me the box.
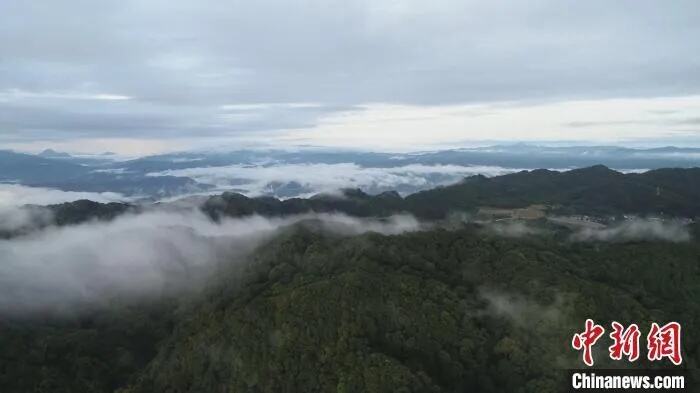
[0,184,127,208]
[285,96,700,150]
[479,288,566,327]
[148,163,523,198]
[0,205,54,234]
[0,184,129,233]
[486,221,543,237]
[0,209,421,315]
[0,88,131,101]
[571,219,692,242]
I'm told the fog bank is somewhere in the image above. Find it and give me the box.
[148,163,523,198]
[0,209,421,316]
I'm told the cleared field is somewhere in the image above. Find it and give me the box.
[547,216,606,229]
[477,205,546,220]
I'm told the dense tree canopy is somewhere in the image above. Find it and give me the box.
[2,222,698,392]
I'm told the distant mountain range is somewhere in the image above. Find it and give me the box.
[3,163,700,392]
[5,165,696,239]
[2,145,699,199]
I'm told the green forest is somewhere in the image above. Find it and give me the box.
[2,222,699,392]
[1,166,699,392]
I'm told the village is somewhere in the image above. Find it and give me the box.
[476,205,696,229]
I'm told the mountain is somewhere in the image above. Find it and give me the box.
[120,226,700,393]
[3,222,699,392]
[6,165,697,236]
[0,150,91,183]
[2,165,700,392]
[117,145,700,173]
[199,166,700,219]
[37,149,73,159]
[34,172,210,197]
[0,150,210,197]
[404,166,700,218]
[3,145,699,200]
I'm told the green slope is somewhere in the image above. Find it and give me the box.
[118,225,700,393]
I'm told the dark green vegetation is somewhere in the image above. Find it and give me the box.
[23,165,700,232]
[6,146,700,198]
[2,223,699,392]
[190,165,700,220]
[405,165,700,218]
[1,166,700,392]
[123,225,700,393]
[0,302,174,393]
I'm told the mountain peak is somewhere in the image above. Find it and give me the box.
[570,164,619,175]
[38,149,72,158]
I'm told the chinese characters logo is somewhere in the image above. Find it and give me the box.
[572,319,682,366]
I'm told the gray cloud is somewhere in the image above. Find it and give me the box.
[1,0,699,144]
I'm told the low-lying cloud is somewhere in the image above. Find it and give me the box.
[0,184,129,233]
[148,162,523,198]
[571,219,692,243]
[485,221,544,238]
[0,209,422,316]
[0,205,54,234]
[0,183,126,208]
[479,288,565,327]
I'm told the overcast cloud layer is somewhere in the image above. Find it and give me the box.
[1,1,700,154]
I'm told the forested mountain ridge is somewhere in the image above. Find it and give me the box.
[188,165,700,220]
[3,221,698,392]
[404,165,700,218]
[1,165,699,392]
[119,226,700,393]
[4,146,700,199]
[21,165,700,232]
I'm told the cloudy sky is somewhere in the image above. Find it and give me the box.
[1,0,699,155]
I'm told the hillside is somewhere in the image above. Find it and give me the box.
[2,166,700,392]
[17,166,699,233]
[120,226,700,393]
[404,166,700,218]
[2,222,698,392]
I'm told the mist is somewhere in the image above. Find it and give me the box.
[485,221,543,238]
[0,183,126,207]
[148,162,523,198]
[478,288,565,327]
[571,219,692,242]
[0,184,129,234]
[0,205,54,234]
[0,209,422,316]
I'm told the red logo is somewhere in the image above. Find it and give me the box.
[647,322,682,365]
[608,322,640,362]
[572,319,606,366]
[572,320,682,366]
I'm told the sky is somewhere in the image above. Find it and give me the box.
[1,0,700,155]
